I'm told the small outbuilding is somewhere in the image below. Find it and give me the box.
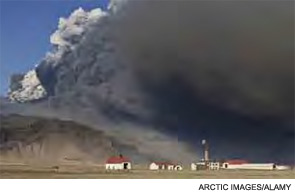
[149,162,183,171]
[105,155,131,170]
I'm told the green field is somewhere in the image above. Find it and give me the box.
[0,164,294,179]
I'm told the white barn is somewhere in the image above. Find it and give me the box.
[149,162,183,171]
[105,155,131,170]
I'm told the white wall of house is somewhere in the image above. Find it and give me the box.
[167,164,183,170]
[209,162,220,170]
[149,163,159,170]
[167,165,174,170]
[222,163,275,170]
[276,165,290,170]
[191,163,197,170]
[191,162,220,170]
[105,162,131,170]
[174,165,183,171]
[150,163,183,171]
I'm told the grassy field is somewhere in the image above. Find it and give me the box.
[1,164,295,179]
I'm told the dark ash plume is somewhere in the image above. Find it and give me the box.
[110,0,294,162]
[113,0,294,122]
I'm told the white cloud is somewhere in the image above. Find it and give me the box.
[50,7,107,47]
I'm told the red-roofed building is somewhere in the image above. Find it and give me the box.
[105,155,131,170]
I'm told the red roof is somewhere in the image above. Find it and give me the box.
[226,159,248,165]
[106,156,130,164]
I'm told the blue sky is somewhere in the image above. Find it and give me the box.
[0,0,109,95]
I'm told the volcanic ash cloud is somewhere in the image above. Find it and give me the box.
[7,0,294,162]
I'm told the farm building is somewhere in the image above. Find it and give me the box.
[191,162,206,170]
[105,155,131,170]
[149,162,183,171]
[191,161,220,170]
[209,162,220,170]
[221,159,276,170]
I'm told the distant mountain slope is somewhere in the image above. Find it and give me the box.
[0,99,198,164]
[0,114,119,164]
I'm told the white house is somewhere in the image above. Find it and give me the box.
[191,163,197,170]
[209,162,220,170]
[149,162,161,170]
[105,155,131,170]
[170,164,183,171]
[221,160,276,170]
[191,161,220,170]
[191,162,206,170]
[149,162,183,171]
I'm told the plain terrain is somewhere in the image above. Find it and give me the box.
[1,164,294,179]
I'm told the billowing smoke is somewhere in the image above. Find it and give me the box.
[113,0,293,122]
[110,0,294,162]
[6,0,294,162]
